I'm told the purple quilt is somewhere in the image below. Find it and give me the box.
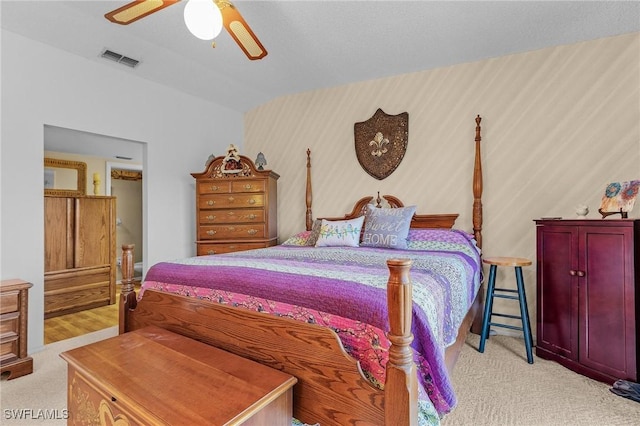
[142,230,481,423]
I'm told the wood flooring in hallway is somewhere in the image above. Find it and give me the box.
[44,303,118,344]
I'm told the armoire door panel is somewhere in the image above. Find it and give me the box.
[579,227,635,379]
[537,226,579,360]
[74,198,113,268]
[44,197,74,272]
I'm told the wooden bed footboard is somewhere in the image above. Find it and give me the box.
[119,243,480,425]
[120,244,425,424]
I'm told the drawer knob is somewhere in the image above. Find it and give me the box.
[247,229,258,235]
[206,215,215,221]
[244,184,253,190]
[211,185,219,191]
[207,230,217,236]
[248,214,257,220]
[207,250,216,255]
[248,199,256,205]
[576,270,585,277]
[207,200,215,206]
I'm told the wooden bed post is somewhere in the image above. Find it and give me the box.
[471,115,485,335]
[305,148,313,231]
[385,258,418,426]
[473,115,483,250]
[119,244,137,334]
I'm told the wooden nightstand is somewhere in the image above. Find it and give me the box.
[0,279,33,380]
[61,326,297,425]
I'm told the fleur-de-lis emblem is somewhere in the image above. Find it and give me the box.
[369,132,389,157]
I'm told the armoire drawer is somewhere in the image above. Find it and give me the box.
[198,181,231,195]
[231,179,265,193]
[198,180,266,195]
[45,266,112,317]
[199,209,264,224]
[45,266,111,292]
[0,312,19,338]
[0,337,18,364]
[197,241,274,256]
[0,291,19,315]
[198,224,266,240]
[199,194,265,209]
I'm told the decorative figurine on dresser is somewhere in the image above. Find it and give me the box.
[192,146,279,256]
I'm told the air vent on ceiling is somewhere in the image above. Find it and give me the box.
[100,49,140,68]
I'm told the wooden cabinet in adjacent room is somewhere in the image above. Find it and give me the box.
[0,279,33,379]
[535,219,639,384]
[44,196,116,318]
[191,154,278,256]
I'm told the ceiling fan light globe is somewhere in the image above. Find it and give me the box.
[184,0,223,41]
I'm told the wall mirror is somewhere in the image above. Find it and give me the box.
[44,158,87,196]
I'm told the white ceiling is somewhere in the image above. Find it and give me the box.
[2,1,639,160]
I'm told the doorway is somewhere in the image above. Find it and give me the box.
[43,125,145,344]
[106,162,144,282]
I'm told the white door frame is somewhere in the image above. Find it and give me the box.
[105,162,143,196]
[106,161,144,276]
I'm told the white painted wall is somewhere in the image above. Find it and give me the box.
[1,30,243,352]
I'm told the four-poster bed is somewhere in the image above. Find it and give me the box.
[118,115,485,425]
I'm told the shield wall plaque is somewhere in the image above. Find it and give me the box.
[354,108,408,180]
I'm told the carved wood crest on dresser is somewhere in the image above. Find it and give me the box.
[191,154,279,255]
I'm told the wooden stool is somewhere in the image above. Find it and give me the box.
[479,257,534,364]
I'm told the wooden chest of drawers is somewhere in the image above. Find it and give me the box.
[0,279,33,380]
[192,154,279,255]
[61,326,297,425]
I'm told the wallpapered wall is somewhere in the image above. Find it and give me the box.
[244,32,640,334]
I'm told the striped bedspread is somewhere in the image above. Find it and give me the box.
[141,232,481,424]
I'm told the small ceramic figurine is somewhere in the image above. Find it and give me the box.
[575,204,589,218]
[222,144,243,173]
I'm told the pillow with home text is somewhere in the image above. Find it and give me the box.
[361,205,416,249]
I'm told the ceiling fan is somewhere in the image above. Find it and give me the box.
[105,0,267,60]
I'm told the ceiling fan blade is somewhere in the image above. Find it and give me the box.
[105,0,180,25]
[216,0,267,60]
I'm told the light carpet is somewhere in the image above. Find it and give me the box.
[0,326,118,425]
[443,334,640,425]
[1,328,638,425]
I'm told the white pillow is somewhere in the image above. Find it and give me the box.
[315,216,365,247]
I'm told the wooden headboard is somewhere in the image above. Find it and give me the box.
[304,115,483,247]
